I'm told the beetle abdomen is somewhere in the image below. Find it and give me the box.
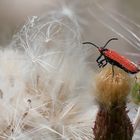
[103,49,140,74]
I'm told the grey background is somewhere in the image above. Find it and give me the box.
[0,0,140,60]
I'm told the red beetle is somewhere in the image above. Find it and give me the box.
[83,38,140,74]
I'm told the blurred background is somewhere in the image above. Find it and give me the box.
[0,1,140,139]
[0,0,140,62]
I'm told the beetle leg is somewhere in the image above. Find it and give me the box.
[96,54,103,63]
[98,63,103,68]
[112,65,115,77]
[98,61,103,67]
[101,59,108,68]
[102,62,108,67]
[98,59,107,68]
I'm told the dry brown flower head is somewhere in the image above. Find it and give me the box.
[95,66,131,106]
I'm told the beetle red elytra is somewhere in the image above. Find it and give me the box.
[83,38,140,74]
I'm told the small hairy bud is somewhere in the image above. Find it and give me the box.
[95,66,131,106]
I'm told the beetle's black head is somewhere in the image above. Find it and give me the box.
[98,47,108,53]
[98,47,105,52]
[98,47,104,51]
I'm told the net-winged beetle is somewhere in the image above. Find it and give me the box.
[83,38,140,74]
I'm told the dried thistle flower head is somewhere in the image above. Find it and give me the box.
[95,65,131,106]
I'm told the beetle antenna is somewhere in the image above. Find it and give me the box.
[103,38,118,48]
[82,42,99,49]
